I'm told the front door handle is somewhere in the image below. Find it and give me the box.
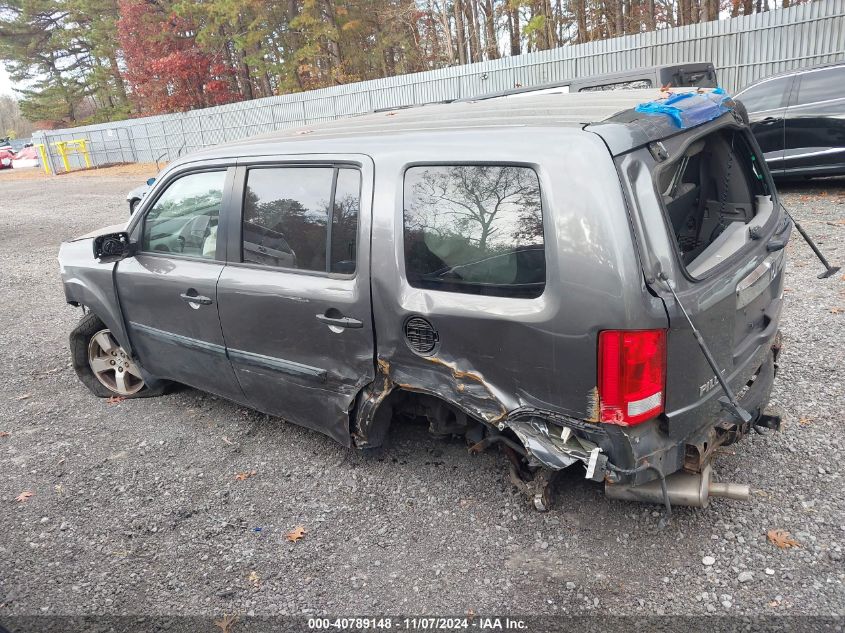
[180,292,213,305]
[315,313,363,329]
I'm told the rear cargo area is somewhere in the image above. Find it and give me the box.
[657,128,773,277]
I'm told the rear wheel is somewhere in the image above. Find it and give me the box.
[129,198,139,215]
[70,313,167,398]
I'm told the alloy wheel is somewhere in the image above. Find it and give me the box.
[87,328,145,396]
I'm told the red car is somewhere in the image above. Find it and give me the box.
[0,149,16,169]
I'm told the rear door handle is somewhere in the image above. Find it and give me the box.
[180,292,213,305]
[315,314,363,329]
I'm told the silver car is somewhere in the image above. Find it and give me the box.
[126,178,155,214]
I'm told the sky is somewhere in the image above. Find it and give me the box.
[0,65,16,96]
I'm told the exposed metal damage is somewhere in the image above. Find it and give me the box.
[350,347,775,519]
[353,353,615,512]
[505,417,606,475]
[353,353,510,448]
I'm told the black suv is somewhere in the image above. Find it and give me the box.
[736,62,845,179]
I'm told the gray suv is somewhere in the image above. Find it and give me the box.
[59,89,790,514]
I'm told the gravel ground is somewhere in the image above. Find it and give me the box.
[0,168,843,620]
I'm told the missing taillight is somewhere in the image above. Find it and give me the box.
[598,329,667,425]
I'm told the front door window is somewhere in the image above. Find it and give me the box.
[141,171,226,258]
[737,76,791,112]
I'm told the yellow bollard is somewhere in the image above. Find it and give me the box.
[80,140,91,168]
[35,143,51,175]
[69,139,91,168]
[51,139,92,172]
[53,141,71,172]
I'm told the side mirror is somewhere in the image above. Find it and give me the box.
[146,177,156,186]
[93,232,134,263]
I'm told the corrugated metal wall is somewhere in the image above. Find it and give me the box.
[33,0,844,172]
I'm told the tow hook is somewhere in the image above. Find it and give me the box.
[605,464,750,508]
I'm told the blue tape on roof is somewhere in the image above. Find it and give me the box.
[635,88,732,128]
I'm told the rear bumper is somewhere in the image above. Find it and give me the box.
[610,344,778,485]
[506,335,780,486]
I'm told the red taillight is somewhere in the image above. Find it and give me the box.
[598,329,666,425]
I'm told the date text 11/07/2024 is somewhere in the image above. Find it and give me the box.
[307,617,529,630]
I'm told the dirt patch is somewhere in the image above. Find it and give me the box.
[0,162,163,182]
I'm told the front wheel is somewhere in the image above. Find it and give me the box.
[70,313,167,398]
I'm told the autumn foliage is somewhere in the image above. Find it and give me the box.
[117,0,238,114]
[1,0,815,125]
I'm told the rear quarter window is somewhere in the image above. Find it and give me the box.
[403,165,545,298]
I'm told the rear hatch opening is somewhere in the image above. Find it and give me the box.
[641,121,789,439]
[657,127,773,277]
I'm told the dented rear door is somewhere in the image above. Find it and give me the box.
[216,156,375,447]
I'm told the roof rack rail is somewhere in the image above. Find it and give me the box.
[372,99,456,114]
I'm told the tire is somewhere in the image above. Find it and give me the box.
[70,312,168,398]
[129,198,139,215]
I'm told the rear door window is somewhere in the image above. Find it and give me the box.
[403,165,545,298]
[736,76,792,112]
[793,66,845,106]
[330,168,361,274]
[242,167,360,274]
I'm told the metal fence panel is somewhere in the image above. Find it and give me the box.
[32,0,845,171]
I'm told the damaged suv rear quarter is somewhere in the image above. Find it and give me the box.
[587,98,789,505]
[344,122,680,514]
[354,95,787,513]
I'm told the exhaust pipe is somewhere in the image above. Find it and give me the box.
[605,464,750,508]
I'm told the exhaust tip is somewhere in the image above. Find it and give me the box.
[605,465,751,508]
[709,481,751,502]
